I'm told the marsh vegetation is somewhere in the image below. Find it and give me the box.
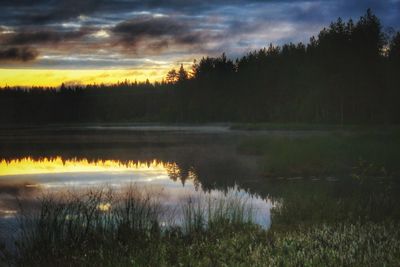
[238,130,400,177]
[1,183,400,267]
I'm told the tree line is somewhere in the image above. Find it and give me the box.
[1,9,399,124]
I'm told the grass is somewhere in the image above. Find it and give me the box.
[230,122,400,131]
[182,193,254,233]
[266,222,400,266]
[1,186,257,266]
[1,184,400,266]
[231,122,340,131]
[269,179,400,229]
[238,132,400,177]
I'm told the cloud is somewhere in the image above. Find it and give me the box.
[0,47,38,62]
[0,0,399,70]
[8,0,105,25]
[1,0,399,29]
[113,16,185,43]
[111,16,214,53]
[0,29,90,46]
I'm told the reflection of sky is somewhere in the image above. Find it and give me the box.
[0,157,170,177]
[0,157,271,228]
[3,172,172,188]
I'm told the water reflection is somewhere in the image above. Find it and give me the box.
[0,157,200,189]
[0,157,171,177]
[0,156,271,228]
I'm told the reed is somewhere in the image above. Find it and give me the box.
[2,185,399,266]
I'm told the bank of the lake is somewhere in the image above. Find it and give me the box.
[1,186,400,267]
[238,129,400,177]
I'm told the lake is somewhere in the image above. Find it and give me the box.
[1,125,400,257]
[0,125,276,244]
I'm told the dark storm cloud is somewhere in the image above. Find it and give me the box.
[0,1,328,27]
[0,0,277,25]
[0,1,399,28]
[113,16,185,42]
[0,47,38,62]
[111,16,217,53]
[0,29,90,46]
[1,0,105,25]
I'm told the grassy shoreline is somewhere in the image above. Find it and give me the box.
[1,186,400,266]
[231,122,400,131]
[238,131,400,177]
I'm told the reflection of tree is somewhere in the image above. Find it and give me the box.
[167,158,400,226]
[164,155,262,196]
[165,162,181,182]
[188,167,200,191]
[165,162,196,187]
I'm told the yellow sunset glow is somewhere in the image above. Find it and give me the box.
[0,68,170,87]
[0,157,173,176]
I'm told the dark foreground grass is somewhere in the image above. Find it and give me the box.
[238,131,400,177]
[1,186,400,266]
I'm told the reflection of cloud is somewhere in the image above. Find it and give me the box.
[0,180,40,196]
[0,180,272,227]
[0,153,272,228]
[0,180,42,221]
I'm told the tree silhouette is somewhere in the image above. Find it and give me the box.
[166,69,178,84]
[178,64,188,82]
[0,10,398,125]
[389,32,400,62]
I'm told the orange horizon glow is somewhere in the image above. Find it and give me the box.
[0,68,171,87]
[0,157,174,176]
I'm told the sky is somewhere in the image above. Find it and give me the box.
[0,0,399,87]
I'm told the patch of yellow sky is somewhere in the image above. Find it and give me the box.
[0,68,170,87]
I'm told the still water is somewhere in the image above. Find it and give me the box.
[2,125,399,248]
[0,126,274,245]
